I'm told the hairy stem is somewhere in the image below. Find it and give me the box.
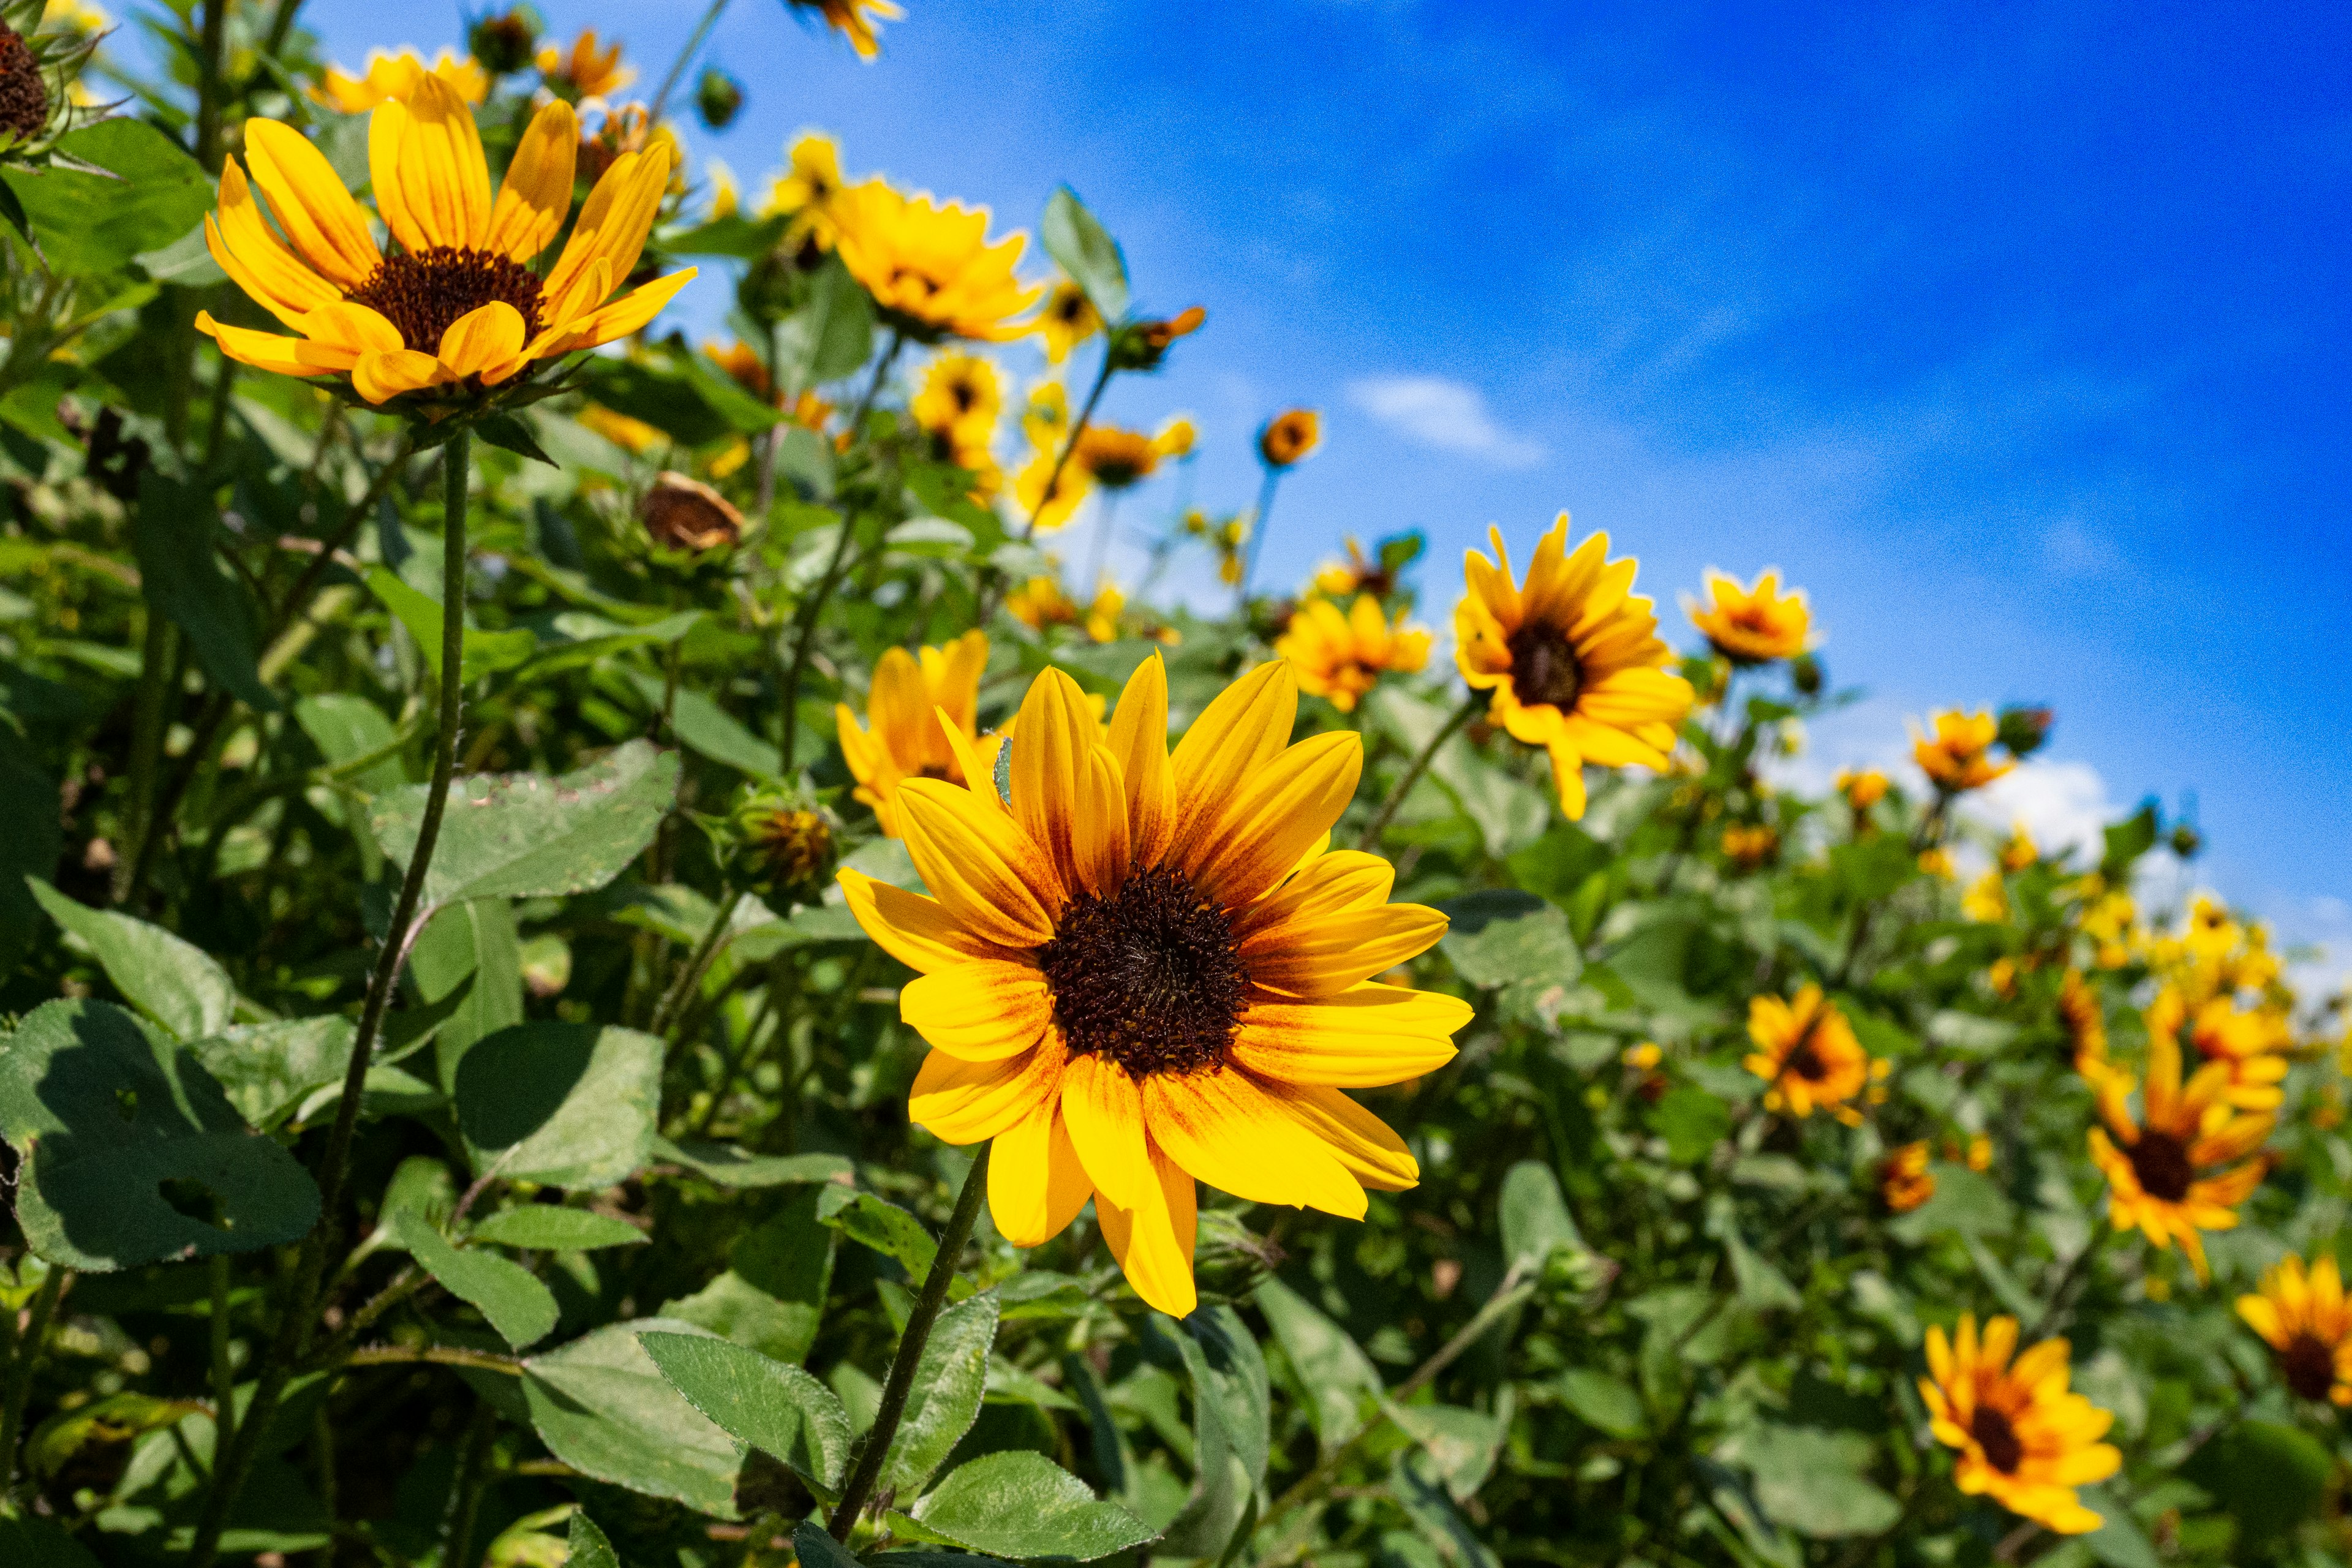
[115,610,178,904]
[187,431,474,1568]
[0,1265,66,1498]
[652,887,745,1039]
[827,1148,992,1539]
[194,0,228,172]
[1356,694,1480,851]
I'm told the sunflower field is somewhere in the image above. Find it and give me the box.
[0,6,2346,1568]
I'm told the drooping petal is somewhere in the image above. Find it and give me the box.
[1229,984,1470,1087]
[195,314,334,379]
[1094,1134,1197,1317]
[350,349,450,404]
[987,1099,1091,1248]
[1143,1068,1365,1218]
[299,301,404,356]
[901,959,1053,1061]
[241,119,382,287]
[206,165,341,327]
[484,99,579,262]
[895,778,1058,949]
[435,301,527,379]
[1251,1076,1420,1191]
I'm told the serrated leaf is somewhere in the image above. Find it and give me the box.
[911,1450,1155,1562]
[2,120,211,275]
[385,1209,559,1349]
[1385,1399,1506,1503]
[521,1320,742,1518]
[0,1000,320,1270]
[468,1205,647,1252]
[1735,1425,1900,1537]
[625,670,779,777]
[27,880,235,1042]
[649,1135,852,1188]
[1042,187,1131,323]
[455,1022,663,1189]
[565,1514,620,1568]
[1438,891,1581,989]
[371,741,677,911]
[879,1288,998,1496]
[641,1332,853,1496]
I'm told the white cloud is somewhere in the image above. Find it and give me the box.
[1346,375,1547,469]
[1966,760,2126,865]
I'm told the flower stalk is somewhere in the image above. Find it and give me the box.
[0,1265,66,1498]
[1357,693,1481,850]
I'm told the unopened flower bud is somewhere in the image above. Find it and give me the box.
[0,23,50,143]
[640,472,744,554]
[1997,704,2053,758]
[731,791,837,896]
[468,7,542,77]
[1106,306,1205,372]
[1790,652,1823,696]
[696,67,744,129]
[2168,822,2203,859]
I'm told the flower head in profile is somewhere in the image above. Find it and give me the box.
[1033,279,1100,364]
[1836,766,1890,812]
[467,8,541,77]
[791,0,903,59]
[639,472,743,554]
[196,78,695,412]
[767,132,848,246]
[832,181,1040,342]
[1745,985,1880,1124]
[2238,1253,2352,1405]
[1454,516,1694,819]
[2149,987,2290,1110]
[1259,408,1320,469]
[536,28,633,102]
[1107,306,1207,372]
[1879,1142,1934,1213]
[1684,569,1812,665]
[2058,968,2107,1074]
[1999,822,2040,873]
[2086,1018,2272,1281]
[835,631,997,839]
[1071,424,1162,492]
[1913,710,2013,793]
[1005,575,1079,635]
[706,339,775,403]
[1014,445,1091,531]
[1275,595,1431,715]
[838,657,1471,1315]
[1919,1314,2120,1535]
[731,790,838,899]
[314,48,488,113]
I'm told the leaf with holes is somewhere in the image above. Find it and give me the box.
[0,1001,320,1270]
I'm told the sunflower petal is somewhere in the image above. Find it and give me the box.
[901,959,1052,1062]
[241,118,381,287]
[1095,1136,1197,1317]
[1168,660,1296,862]
[485,99,579,262]
[1144,1069,1365,1218]
[532,268,698,359]
[196,314,336,379]
[1229,984,1469,1087]
[1011,667,1103,900]
[838,869,1000,973]
[987,1100,1091,1248]
[436,301,527,379]
[895,778,1058,949]
[907,1030,1066,1145]
[1240,902,1450,997]
[388,72,493,251]
[1185,729,1362,908]
[544,147,668,317]
[350,348,449,404]
[208,168,341,327]
[1107,651,1176,865]
[1252,1076,1419,1191]
[369,96,423,254]
[1060,1053,1152,1213]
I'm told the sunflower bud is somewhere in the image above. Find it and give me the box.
[1790,652,1823,696]
[468,7,543,77]
[0,23,47,145]
[640,472,744,554]
[1105,306,1206,372]
[1997,704,2053,758]
[730,791,837,898]
[695,67,744,129]
[1188,1209,1283,1299]
[2168,821,2203,859]
[1257,407,1319,469]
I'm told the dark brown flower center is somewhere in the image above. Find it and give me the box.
[345,246,548,357]
[0,26,48,140]
[1506,622,1581,710]
[950,378,978,413]
[2281,1333,2339,1401]
[1037,865,1248,1080]
[1785,1028,1830,1082]
[2127,1129,2194,1202]
[889,265,944,300]
[1970,1405,2024,1474]
[1053,292,1087,325]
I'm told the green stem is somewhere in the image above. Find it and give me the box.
[647,0,731,124]
[687,958,791,1137]
[652,887,745,1039]
[443,1398,499,1568]
[0,1265,66,1498]
[827,1148,992,1540]
[778,333,903,769]
[1019,350,1114,547]
[1356,694,1480,851]
[208,1253,236,1457]
[1234,464,1283,605]
[186,431,475,1568]
[194,0,228,172]
[115,609,178,904]
[262,0,304,57]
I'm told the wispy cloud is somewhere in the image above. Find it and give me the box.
[1346,375,1547,469]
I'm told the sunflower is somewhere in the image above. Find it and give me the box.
[1918,1314,2120,1536]
[1453,516,1695,819]
[1962,872,2008,924]
[705,339,775,403]
[195,77,695,410]
[2000,823,2040,873]
[2237,1253,2352,1404]
[536,28,633,102]
[1014,445,1091,531]
[2150,987,2290,1110]
[837,656,1470,1316]
[835,631,998,839]
[2057,968,2107,1074]
[1684,569,1812,665]
[313,48,487,113]
[911,350,1003,443]
[1720,823,1778,870]
[766,132,848,247]
[2086,1020,2272,1280]
[1835,766,1889,812]
[1313,537,1399,601]
[1880,1141,1935,1213]
[1035,279,1101,364]
[1071,424,1163,491]
[1744,985,1880,1124]
[832,181,1041,343]
[1274,595,1432,715]
[1259,409,1319,468]
[1912,710,2013,793]
[791,0,903,59]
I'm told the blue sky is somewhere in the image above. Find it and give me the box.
[297,1,2351,972]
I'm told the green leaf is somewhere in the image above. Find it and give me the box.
[363,565,537,686]
[408,899,523,1091]
[649,1135,852,1188]
[774,253,875,390]
[133,471,273,710]
[2,120,213,276]
[1648,1087,1732,1167]
[28,879,236,1041]
[474,412,554,466]
[1499,1160,1585,1272]
[793,1521,862,1568]
[469,1206,647,1251]
[0,1000,321,1270]
[578,353,777,447]
[911,1450,1155,1562]
[1735,1426,1899,1537]
[1555,1369,1646,1438]
[820,1189,939,1280]
[0,731,60,976]
[384,1210,559,1349]
[661,1186,836,1364]
[184,1016,358,1129]
[879,1288,999,1496]
[641,1331,853,1496]
[521,1319,743,1518]
[2182,1420,2331,1546]
[1177,1304,1271,1488]
[1041,187,1131,323]
[454,1022,663,1189]
[1385,1400,1506,1503]
[1255,1276,1381,1451]
[372,741,679,911]
[2099,802,2160,880]
[1439,892,1580,989]
[293,693,405,794]
[565,1514,620,1568]
[625,669,779,777]
[0,1516,104,1567]
[1885,1163,2013,1243]
[658,210,788,258]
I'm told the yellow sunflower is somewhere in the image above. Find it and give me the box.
[1721,823,1778,870]
[1683,568,1812,665]
[1880,1141,1935,1213]
[832,181,1041,342]
[1034,279,1101,364]
[195,77,695,409]
[1454,516,1695,819]
[1274,594,1433,715]
[1005,576,1079,633]
[1014,444,1092,531]
[835,631,997,839]
[2150,987,2291,1110]
[705,339,775,403]
[911,350,1003,442]
[2238,1253,2352,1405]
[838,657,1470,1316]
[1912,710,2013,793]
[2057,968,2107,1074]
[792,0,903,59]
[312,48,487,113]
[1835,766,1890,812]
[1313,536,1400,601]
[1259,408,1319,468]
[536,28,633,101]
[1919,1314,2120,1536]
[2086,1020,2272,1281]
[2000,822,2040,872]
[1744,984,1880,1124]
